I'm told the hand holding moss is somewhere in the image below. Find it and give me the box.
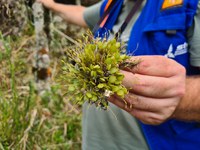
[109,56,186,125]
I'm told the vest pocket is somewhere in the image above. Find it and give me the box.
[143,13,186,32]
[142,14,187,57]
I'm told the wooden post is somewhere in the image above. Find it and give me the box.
[32,2,51,95]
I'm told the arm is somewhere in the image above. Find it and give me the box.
[173,76,200,121]
[174,1,200,120]
[108,56,200,125]
[37,0,87,27]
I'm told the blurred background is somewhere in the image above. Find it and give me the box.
[0,0,99,149]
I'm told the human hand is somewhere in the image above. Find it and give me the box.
[109,56,186,125]
[36,0,56,9]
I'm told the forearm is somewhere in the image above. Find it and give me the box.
[49,4,87,27]
[173,76,200,121]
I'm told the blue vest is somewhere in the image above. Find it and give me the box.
[95,0,200,150]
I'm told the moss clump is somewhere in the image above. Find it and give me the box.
[60,34,138,109]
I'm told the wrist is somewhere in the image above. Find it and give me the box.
[170,76,200,121]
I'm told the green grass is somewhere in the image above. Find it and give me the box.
[0,29,82,150]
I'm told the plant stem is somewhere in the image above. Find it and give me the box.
[0,142,5,150]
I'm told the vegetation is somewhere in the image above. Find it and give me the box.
[60,33,138,110]
[0,0,137,149]
[0,28,82,149]
[0,1,84,149]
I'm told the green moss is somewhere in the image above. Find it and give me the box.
[60,32,139,109]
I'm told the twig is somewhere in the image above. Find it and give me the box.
[45,126,60,134]
[64,123,67,137]
[51,25,80,46]
[37,115,46,131]
[26,52,34,63]
[51,60,58,80]
[2,29,12,37]
[108,106,118,121]
[8,142,15,149]
[14,35,35,54]
[63,97,80,114]
[6,86,29,93]
[19,109,37,149]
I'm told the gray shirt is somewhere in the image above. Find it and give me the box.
[82,1,200,150]
[188,1,200,66]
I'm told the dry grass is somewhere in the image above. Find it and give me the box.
[0,20,84,150]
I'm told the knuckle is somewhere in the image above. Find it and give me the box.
[178,88,185,97]
[140,61,149,68]
[151,120,163,125]
[173,78,186,97]
[158,107,176,122]
[168,106,177,113]
[168,59,186,76]
[174,62,186,76]
[153,117,166,125]
[178,65,186,75]
[139,60,151,70]
[176,86,185,97]
[141,118,163,125]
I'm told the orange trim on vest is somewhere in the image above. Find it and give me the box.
[105,0,113,11]
[162,0,183,9]
[100,0,113,27]
[100,15,109,27]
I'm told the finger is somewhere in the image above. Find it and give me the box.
[108,95,132,112]
[124,93,178,112]
[124,56,186,77]
[130,108,165,125]
[109,95,171,125]
[121,70,183,98]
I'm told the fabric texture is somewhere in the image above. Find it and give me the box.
[188,1,200,66]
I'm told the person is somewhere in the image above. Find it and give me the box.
[37,0,200,149]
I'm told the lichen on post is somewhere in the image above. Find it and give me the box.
[32,2,51,95]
